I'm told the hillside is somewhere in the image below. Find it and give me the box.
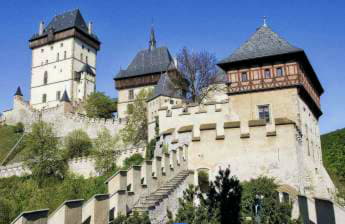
[0,124,26,165]
[321,128,345,202]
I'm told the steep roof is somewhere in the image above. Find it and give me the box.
[14,86,23,96]
[114,47,174,80]
[79,64,95,76]
[30,9,98,41]
[219,25,302,64]
[60,90,71,102]
[151,73,184,100]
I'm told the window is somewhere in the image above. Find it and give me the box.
[276,67,284,76]
[57,53,59,61]
[56,91,61,100]
[41,49,44,53]
[50,46,54,50]
[86,56,88,64]
[43,71,48,85]
[64,51,67,59]
[241,72,248,82]
[264,69,271,78]
[170,100,174,104]
[42,94,47,103]
[109,208,115,222]
[82,44,85,49]
[87,48,90,52]
[129,89,134,100]
[80,53,83,61]
[60,43,63,47]
[258,105,270,123]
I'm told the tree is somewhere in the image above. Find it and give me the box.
[241,176,293,224]
[122,153,144,170]
[84,92,117,119]
[93,129,120,176]
[173,47,220,103]
[111,211,151,224]
[64,129,93,158]
[146,139,156,160]
[24,121,67,181]
[120,89,153,146]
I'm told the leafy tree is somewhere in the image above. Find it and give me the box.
[64,129,93,158]
[173,47,220,103]
[120,89,153,146]
[24,121,67,181]
[111,211,151,224]
[241,176,293,224]
[123,153,144,170]
[84,92,117,119]
[93,129,120,176]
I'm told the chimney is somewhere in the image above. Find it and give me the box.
[88,22,92,34]
[39,21,44,35]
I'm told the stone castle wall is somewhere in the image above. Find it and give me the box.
[0,147,145,178]
[2,97,123,138]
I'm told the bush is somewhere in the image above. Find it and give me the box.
[111,211,151,224]
[24,122,67,182]
[14,122,24,133]
[146,139,156,160]
[198,170,209,193]
[123,153,144,170]
[93,129,121,176]
[84,92,117,119]
[64,129,92,158]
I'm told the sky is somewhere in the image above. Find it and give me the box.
[0,0,344,134]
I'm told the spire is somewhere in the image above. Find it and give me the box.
[262,16,268,27]
[14,86,23,96]
[149,25,156,50]
[60,90,71,102]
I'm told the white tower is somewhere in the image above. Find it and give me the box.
[29,9,100,110]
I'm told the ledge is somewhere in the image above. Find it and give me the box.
[266,131,277,137]
[160,128,175,135]
[171,105,183,109]
[195,109,207,114]
[178,125,193,133]
[158,106,168,111]
[224,121,241,129]
[240,133,250,138]
[216,135,225,140]
[248,119,266,127]
[192,136,201,141]
[179,112,191,116]
[275,117,295,125]
[200,123,216,130]
[171,139,179,144]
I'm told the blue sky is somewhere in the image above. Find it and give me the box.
[0,0,344,134]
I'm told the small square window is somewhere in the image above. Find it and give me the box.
[241,72,248,82]
[170,100,174,104]
[60,43,63,47]
[129,89,134,100]
[264,69,271,78]
[258,105,270,123]
[56,91,61,100]
[276,67,284,76]
[50,46,54,50]
[41,49,44,53]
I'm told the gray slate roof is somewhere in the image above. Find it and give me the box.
[79,64,95,76]
[14,86,23,96]
[115,47,174,80]
[60,90,71,102]
[219,25,302,64]
[31,9,98,40]
[151,73,183,100]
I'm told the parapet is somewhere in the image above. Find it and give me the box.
[11,209,49,224]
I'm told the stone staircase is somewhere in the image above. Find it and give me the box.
[133,170,191,212]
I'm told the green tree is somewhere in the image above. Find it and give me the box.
[24,122,67,181]
[93,129,120,176]
[64,129,93,158]
[146,139,156,160]
[84,92,117,119]
[122,153,144,170]
[241,176,293,224]
[112,211,151,224]
[120,89,153,146]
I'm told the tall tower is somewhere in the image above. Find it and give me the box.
[29,9,100,110]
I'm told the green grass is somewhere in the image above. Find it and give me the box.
[321,128,345,203]
[0,125,26,164]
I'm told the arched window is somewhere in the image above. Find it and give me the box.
[43,71,48,85]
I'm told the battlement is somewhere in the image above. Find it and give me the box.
[10,143,190,224]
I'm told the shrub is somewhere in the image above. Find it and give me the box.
[111,211,151,224]
[64,129,92,158]
[93,129,121,176]
[24,122,67,181]
[123,153,144,170]
[198,170,209,193]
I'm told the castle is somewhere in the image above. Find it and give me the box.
[2,9,343,224]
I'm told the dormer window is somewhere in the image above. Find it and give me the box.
[264,69,271,78]
[241,72,248,82]
[276,67,284,76]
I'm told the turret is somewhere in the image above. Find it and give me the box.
[60,90,73,113]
